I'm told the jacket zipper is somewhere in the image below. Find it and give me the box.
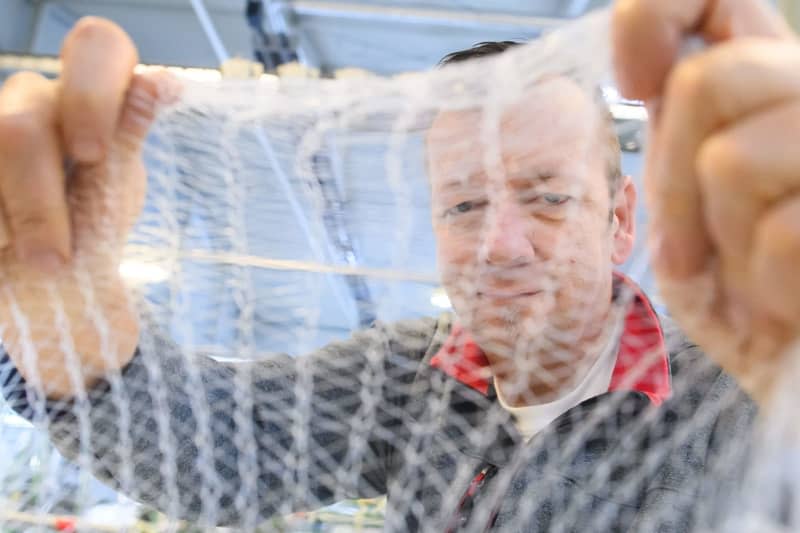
[445,464,499,532]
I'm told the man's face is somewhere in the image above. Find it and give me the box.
[428,78,633,372]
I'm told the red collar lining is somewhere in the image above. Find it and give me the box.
[429,272,671,405]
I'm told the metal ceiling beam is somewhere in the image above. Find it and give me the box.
[279,1,564,31]
[57,0,243,13]
[262,0,321,68]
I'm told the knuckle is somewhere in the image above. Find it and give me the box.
[696,136,748,191]
[613,0,660,29]
[4,190,65,238]
[125,78,158,120]
[756,203,800,260]
[7,208,50,237]
[753,201,800,325]
[0,71,48,94]
[0,112,44,154]
[116,78,159,145]
[666,57,713,104]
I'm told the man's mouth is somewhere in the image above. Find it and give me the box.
[476,289,543,299]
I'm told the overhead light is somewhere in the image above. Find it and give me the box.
[609,103,648,121]
[430,287,452,309]
[119,260,170,285]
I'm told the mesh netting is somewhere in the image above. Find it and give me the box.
[1,9,798,532]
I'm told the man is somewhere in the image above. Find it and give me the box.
[1,0,799,531]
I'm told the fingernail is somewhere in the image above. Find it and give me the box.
[21,249,65,275]
[71,138,104,163]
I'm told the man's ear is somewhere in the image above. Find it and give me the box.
[611,175,637,265]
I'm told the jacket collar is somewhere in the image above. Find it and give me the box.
[429,272,671,405]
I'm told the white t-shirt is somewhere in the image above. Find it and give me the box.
[495,317,623,441]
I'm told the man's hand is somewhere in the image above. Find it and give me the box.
[612,0,800,405]
[0,18,175,398]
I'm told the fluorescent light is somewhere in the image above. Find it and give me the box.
[430,287,452,309]
[609,103,648,121]
[119,260,170,285]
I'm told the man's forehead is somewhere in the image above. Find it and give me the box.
[426,78,599,186]
[428,77,596,140]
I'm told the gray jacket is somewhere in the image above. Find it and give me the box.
[2,302,757,531]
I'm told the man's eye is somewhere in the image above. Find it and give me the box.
[454,201,474,213]
[540,193,570,206]
[446,201,482,216]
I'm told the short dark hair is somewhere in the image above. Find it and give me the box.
[438,41,622,199]
[438,41,522,66]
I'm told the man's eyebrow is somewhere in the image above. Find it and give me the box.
[507,173,556,188]
[435,169,557,193]
[436,171,486,193]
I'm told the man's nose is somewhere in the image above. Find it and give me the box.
[480,205,535,266]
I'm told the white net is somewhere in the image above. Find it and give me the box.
[0,8,797,532]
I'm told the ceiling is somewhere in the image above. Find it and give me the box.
[2,0,612,71]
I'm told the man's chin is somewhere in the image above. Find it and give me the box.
[469,320,548,356]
